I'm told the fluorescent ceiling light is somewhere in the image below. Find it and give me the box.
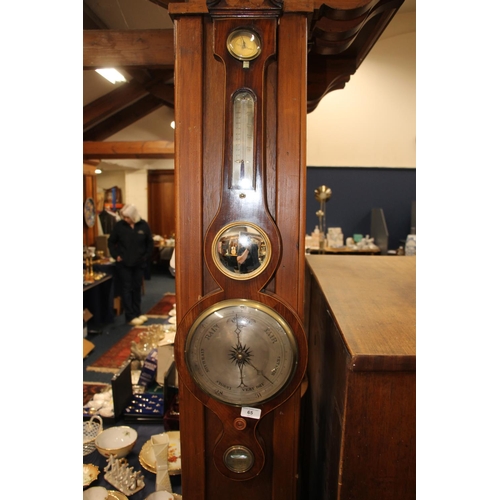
[95,168,102,174]
[95,68,127,84]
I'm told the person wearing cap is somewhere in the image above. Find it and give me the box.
[108,204,154,326]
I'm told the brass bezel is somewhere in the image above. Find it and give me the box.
[185,299,298,407]
[223,445,255,473]
[211,221,271,280]
[226,28,262,61]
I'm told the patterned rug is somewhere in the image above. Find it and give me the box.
[86,293,176,373]
[86,327,148,373]
[146,292,176,317]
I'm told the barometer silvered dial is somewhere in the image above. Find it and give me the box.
[185,299,297,406]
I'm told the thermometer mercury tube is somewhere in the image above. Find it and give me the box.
[232,91,255,189]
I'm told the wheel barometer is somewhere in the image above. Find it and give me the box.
[186,299,298,407]
[172,2,308,496]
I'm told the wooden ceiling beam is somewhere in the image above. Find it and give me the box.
[84,29,174,69]
[83,0,404,136]
[146,81,175,106]
[83,140,174,159]
[84,80,149,131]
[83,94,164,141]
[84,72,174,131]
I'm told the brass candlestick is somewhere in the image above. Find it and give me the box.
[84,256,93,282]
[314,185,332,254]
[84,246,95,282]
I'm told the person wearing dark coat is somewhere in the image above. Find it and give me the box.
[236,240,260,274]
[108,204,153,326]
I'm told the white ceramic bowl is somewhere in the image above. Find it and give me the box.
[83,486,108,500]
[95,426,138,459]
[145,491,174,500]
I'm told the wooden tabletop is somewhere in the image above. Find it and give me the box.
[306,255,416,371]
[309,245,380,255]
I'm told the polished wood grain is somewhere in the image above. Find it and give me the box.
[173,14,207,499]
[171,3,309,499]
[301,256,416,500]
[275,13,308,315]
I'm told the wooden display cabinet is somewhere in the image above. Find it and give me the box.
[301,256,416,500]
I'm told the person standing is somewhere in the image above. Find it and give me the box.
[108,204,154,326]
[236,240,260,274]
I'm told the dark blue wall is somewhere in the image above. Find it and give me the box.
[306,167,416,251]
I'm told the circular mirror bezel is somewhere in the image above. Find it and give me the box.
[211,221,271,281]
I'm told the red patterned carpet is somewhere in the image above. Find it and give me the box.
[86,327,148,373]
[86,293,176,373]
[146,292,176,316]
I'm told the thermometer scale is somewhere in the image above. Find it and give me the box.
[231,91,255,190]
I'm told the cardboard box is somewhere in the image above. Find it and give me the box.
[83,338,95,358]
[83,308,93,338]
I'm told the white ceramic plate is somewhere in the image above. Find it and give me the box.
[83,486,108,500]
[145,492,174,500]
[139,431,181,475]
[84,197,96,227]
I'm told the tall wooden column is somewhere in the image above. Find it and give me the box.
[169,1,310,498]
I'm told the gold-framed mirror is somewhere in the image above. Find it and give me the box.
[212,221,271,280]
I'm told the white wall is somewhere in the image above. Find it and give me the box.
[97,169,149,225]
[123,169,148,220]
[306,12,416,168]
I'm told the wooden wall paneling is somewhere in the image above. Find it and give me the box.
[172,14,206,500]
[83,170,98,247]
[202,18,225,296]
[147,170,176,238]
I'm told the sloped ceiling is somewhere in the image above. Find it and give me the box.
[83,0,415,171]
